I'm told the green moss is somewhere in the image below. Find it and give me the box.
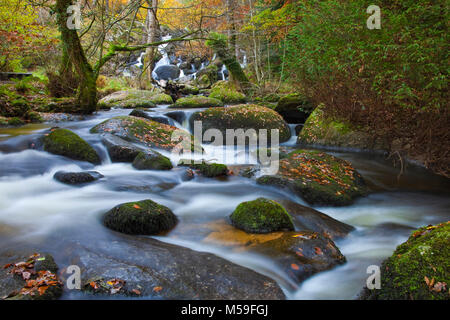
[209,81,246,104]
[149,93,173,105]
[362,222,450,300]
[170,95,224,108]
[178,159,228,177]
[257,149,367,206]
[43,128,101,164]
[132,151,173,171]
[275,93,313,113]
[230,198,294,233]
[7,117,25,126]
[190,104,291,143]
[98,90,173,108]
[103,199,178,235]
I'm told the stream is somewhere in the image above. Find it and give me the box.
[0,105,449,300]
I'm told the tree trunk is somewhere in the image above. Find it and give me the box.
[145,0,158,83]
[56,0,97,114]
[226,0,237,59]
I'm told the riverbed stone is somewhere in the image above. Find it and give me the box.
[190,104,291,144]
[64,235,285,299]
[230,198,295,234]
[132,151,173,171]
[178,159,228,177]
[275,93,314,124]
[209,81,246,104]
[154,65,180,81]
[43,128,101,164]
[170,95,224,108]
[91,116,200,152]
[204,220,346,283]
[98,90,173,108]
[101,133,142,162]
[103,199,178,235]
[359,221,450,300]
[257,149,368,206]
[53,171,104,185]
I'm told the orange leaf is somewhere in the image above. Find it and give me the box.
[290,263,300,270]
[315,247,323,255]
[153,286,163,293]
[132,289,141,295]
[133,204,141,209]
[38,286,49,296]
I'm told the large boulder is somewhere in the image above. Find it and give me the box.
[64,235,285,299]
[53,171,104,185]
[209,81,246,104]
[43,128,101,164]
[91,116,200,152]
[101,134,142,162]
[257,149,368,206]
[98,90,173,108]
[204,220,346,283]
[195,64,219,89]
[360,221,450,300]
[129,109,173,126]
[154,65,180,80]
[132,151,173,171]
[298,106,389,151]
[190,104,291,144]
[103,199,178,235]
[275,93,314,124]
[230,198,295,234]
[170,95,224,108]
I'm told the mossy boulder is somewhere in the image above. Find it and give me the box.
[170,95,224,108]
[298,106,389,151]
[103,199,178,235]
[98,90,173,108]
[190,104,291,144]
[195,64,219,89]
[257,150,367,206]
[132,151,173,171]
[178,159,228,177]
[230,198,295,234]
[43,128,101,164]
[91,116,201,152]
[360,222,450,300]
[209,81,246,104]
[274,93,314,124]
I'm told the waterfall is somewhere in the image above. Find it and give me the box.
[152,35,173,80]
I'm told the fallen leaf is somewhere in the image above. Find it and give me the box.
[133,204,141,209]
[153,286,163,293]
[290,263,300,270]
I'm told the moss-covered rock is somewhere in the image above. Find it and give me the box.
[132,151,173,171]
[209,81,247,104]
[257,150,367,206]
[274,93,314,124]
[230,198,294,234]
[298,106,389,151]
[103,199,178,235]
[43,128,101,164]
[194,64,219,89]
[170,95,224,108]
[360,222,450,300]
[98,90,173,108]
[190,104,291,144]
[178,159,228,177]
[91,116,200,152]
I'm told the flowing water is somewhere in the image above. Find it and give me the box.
[0,105,449,300]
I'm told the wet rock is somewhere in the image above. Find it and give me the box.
[154,65,181,81]
[257,149,368,206]
[276,200,355,239]
[204,220,346,283]
[295,125,303,136]
[43,128,101,164]
[195,64,219,89]
[129,109,172,125]
[132,151,173,171]
[230,198,295,233]
[170,95,224,108]
[0,251,63,300]
[103,199,178,235]
[38,112,86,123]
[274,93,314,124]
[190,104,291,144]
[178,159,228,177]
[165,110,186,124]
[91,116,200,152]
[360,221,450,300]
[101,134,142,162]
[65,235,285,299]
[54,171,104,185]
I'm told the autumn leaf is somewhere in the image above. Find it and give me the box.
[314,247,323,255]
[153,286,163,293]
[132,289,141,295]
[290,263,300,270]
[133,204,141,209]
